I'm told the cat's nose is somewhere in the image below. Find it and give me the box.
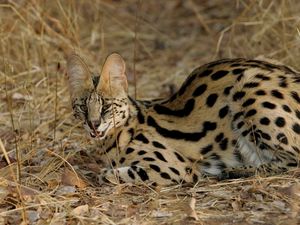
[92,120,101,129]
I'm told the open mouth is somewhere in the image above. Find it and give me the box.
[90,126,109,138]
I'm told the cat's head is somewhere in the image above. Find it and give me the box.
[67,53,129,140]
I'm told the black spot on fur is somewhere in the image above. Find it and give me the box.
[296,110,300,119]
[255,90,266,96]
[223,86,233,95]
[292,146,300,153]
[134,167,149,181]
[143,157,155,161]
[278,76,288,88]
[193,84,207,97]
[198,69,213,78]
[219,105,229,119]
[219,138,228,150]
[282,105,292,113]
[174,152,185,162]
[291,91,300,104]
[154,151,167,162]
[242,129,251,137]
[152,141,166,149]
[138,150,147,155]
[233,111,244,121]
[169,167,180,175]
[185,167,192,174]
[128,169,135,179]
[119,157,126,164]
[150,164,161,172]
[277,133,288,145]
[243,82,260,88]
[262,101,276,109]
[193,174,199,183]
[260,117,270,125]
[233,91,246,101]
[203,121,217,131]
[232,68,245,75]
[201,144,213,154]
[271,90,284,99]
[275,117,286,127]
[211,70,229,80]
[237,74,244,81]
[131,161,140,166]
[206,93,218,107]
[237,121,244,129]
[126,147,134,154]
[215,133,224,142]
[260,132,271,141]
[255,74,270,80]
[135,133,149,143]
[292,123,300,134]
[245,109,257,118]
[242,98,256,107]
[160,172,171,179]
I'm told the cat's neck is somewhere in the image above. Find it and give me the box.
[96,96,143,156]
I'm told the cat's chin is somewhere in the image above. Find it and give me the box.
[89,132,106,140]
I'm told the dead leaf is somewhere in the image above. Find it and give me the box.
[55,185,76,196]
[26,210,40,223]
[151,210,173,218]
[71,204,89,216]
[279,184,300,198]
[47,178,60,189]
[272,200,286,210]
[12,92,33,101]
[231,199,241,211]
[61,168,87,188]
[187,197,198,220]
[126,203,139,217]
[278,184,300,218]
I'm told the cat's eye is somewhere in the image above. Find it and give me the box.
[80,105,88,112]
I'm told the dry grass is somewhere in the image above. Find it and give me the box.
[1,0,300,224]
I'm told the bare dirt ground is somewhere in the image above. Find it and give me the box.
[1,0,300,224]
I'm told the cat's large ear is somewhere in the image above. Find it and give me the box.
[67,54,93,100]
[97,53,128,97]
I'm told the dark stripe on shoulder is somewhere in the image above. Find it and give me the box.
[153,98,195,117]
[147,116,216,141]
[178,73,198,96]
